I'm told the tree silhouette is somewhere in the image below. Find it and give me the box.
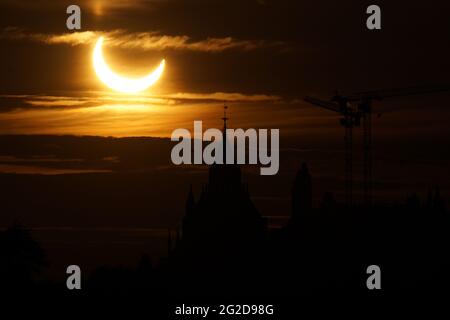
[0,224,46,291]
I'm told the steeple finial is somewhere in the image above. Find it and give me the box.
[222,104,228,131]
[221,104,228,164]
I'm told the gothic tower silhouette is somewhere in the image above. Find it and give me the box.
[173,107,267,264]
[291,162,313,220]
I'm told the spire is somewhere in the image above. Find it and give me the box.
[222,104,228,164]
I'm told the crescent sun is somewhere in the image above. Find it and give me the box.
[93,36,165,94]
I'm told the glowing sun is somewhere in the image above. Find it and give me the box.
[93,36,165,94]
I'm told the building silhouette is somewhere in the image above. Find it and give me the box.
[168,108,267,294]
[172,108,267,257]
[291,162,313,220]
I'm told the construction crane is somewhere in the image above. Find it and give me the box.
[305,85,450,207]
[304,95,360,207]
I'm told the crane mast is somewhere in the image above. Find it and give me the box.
[305,85,449,207]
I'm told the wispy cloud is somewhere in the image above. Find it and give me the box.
[0,91,284,136]
[0,92,281,111]
[165,92,281,102]
[0,27,284,53]
[1,0,161,10]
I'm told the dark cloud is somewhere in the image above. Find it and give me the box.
[0,0,449,141]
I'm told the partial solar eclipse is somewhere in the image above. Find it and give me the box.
[93,36,165,94]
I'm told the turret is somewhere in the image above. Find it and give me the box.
[291,162,312,218]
